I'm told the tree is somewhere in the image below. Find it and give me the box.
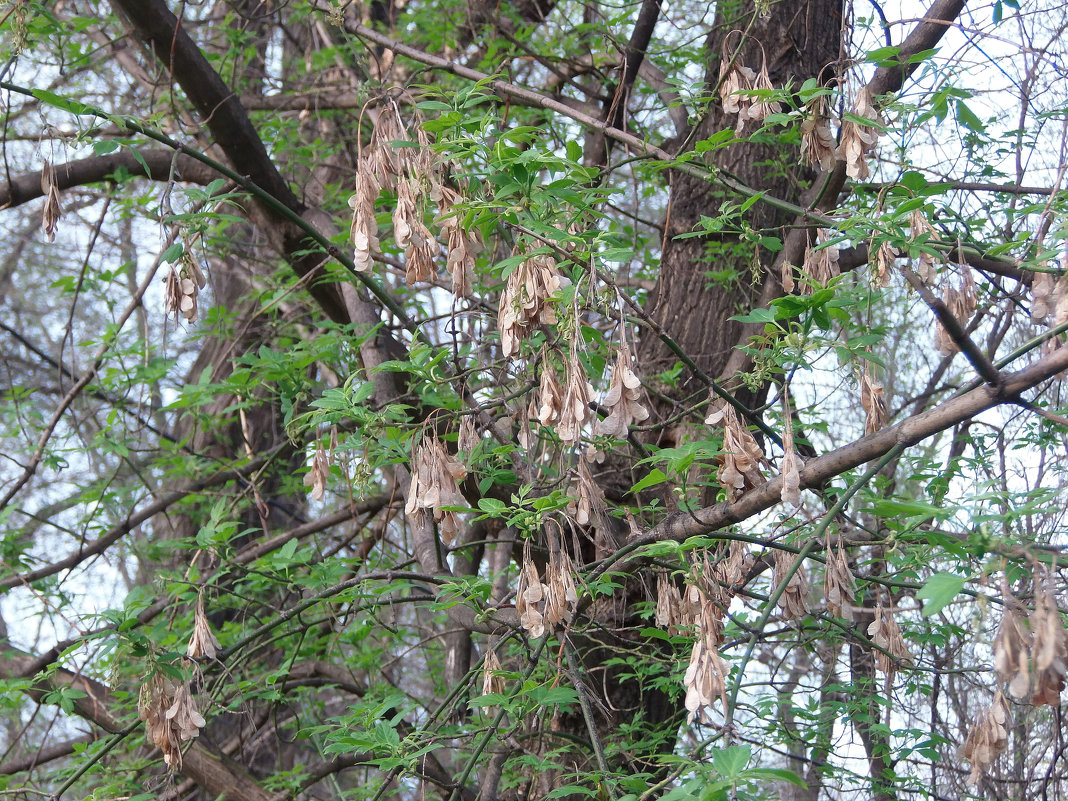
[1,0,1067,799]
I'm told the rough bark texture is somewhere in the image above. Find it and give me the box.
[640,2,843,401]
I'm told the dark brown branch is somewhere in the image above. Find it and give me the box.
[110,0,300,211]
[0,735,94,775]
[0,644,273,801]
[899,264,1003,386]
[0,149,216,209]
[837,243,1027,283]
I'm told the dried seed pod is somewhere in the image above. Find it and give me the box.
[800,229,840,290]
[482,648,505,698]
[432,181,479,298]
[348,167,382,273]
[839,87,880,180]
[1028,570,1067,707]
[516,543,549,638]
[656,572,683,633]
[683,599,731,722]
[543,544,579,630]
[186,593,220,661]
[595,326,649,440]
[960,691,1011,786]
[871,240,896,288]
[40,159,61,241]
[497,254,569,357]
[773,549,809,620]
[867,603,913,682]
[823,534,855,620]
[779,393,801,508]
[557,341,594,444]
[567,458,606,529]
[405,432,468,545]
[860,365,887,435]
[304,439,331,501]
[799,94,836,172]
[705,398,765,502]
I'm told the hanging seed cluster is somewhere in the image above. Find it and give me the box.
[348,104,479,292]
[405,432,468,545]
[139,595,219,769]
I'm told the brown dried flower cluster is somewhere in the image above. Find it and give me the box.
[482,648,505,698]
[871,240,896,288]
[909,210,940,284]
[348,106,478,292]
[839,87,880,180]
[683,596,731,722]
[138,673,206,769]
[304,439,332,501]
[432,182,479,298]
[515,541,578,637]
[1028,573,1068,706]
[779,394,801,507]
[960,691,1011,787]
[656,572,685,634]
[801,229,840,290]
[163,254,207,324]
[860,364,887,435]
[594,329,649,439]
[567,458,607,529]
[497,254,569,357]
[556,342,595,444]
[187,594,220,661]
[40,159,61,241]
[405,432,468,545]
[823,534,855,620]
[705,398,765,502]
[867,602,913,682]
[799,94,836,172]
[773,549,809,621]
[719,53,780,135]
[934,265,978,355]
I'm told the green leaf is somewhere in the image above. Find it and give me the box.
[917,573,966,617]
[631,468,669,494]
[741,768,807,788]
[712,745,750,779]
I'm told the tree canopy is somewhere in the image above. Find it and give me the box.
[2,1,1068,800]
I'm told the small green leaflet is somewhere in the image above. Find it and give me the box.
[917,572,967,617]
[712,744,750,778]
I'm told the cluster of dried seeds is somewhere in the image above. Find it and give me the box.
[567,458,607,529]
[139,598,220,769]
[497,254,569,358]
[799,94,836,172]
[773,549,809,621]
[779,393,801,507]
[860,364,887,435]
[683,595,731,722]
[823,534,856,620]
[705,398,765,502]
[40,159,61,241]
[163,253,207,325]
[867,602,913,682]
[839,87,880,180]
[960,691,1011,786]
[405,432,468,545]
[594,328,649,439]
[934,265,978,355]
[516,541,579,637]
[719,52,780,135]
[1027,572,1067,706]
[800,228,840,290]
[139,673,206,769]
[348,104,478,292]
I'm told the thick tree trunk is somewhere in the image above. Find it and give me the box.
[640,3,843,402]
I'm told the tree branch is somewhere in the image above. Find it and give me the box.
[633,342,1068,547]
[0,149,216,209]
